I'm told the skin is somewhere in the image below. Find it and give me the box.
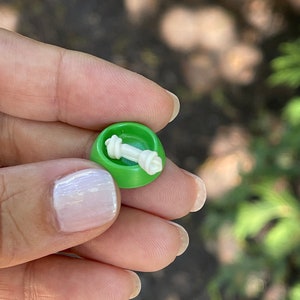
[0,29,206,299]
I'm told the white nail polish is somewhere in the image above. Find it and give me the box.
[53,169,117,232]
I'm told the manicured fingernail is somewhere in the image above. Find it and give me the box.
[128,271,141,299]
[53,169,118,233]
[166,90,180,122]
[191,175,207,212]
[169,221,189,256]
[183,170,207,212]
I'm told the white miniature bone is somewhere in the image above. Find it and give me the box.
[105,135,163,175]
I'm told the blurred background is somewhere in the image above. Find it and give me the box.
[1,0,300,299]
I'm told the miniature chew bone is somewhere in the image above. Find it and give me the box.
[105,135,163,175]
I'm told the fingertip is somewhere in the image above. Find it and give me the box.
[0,159,121,268]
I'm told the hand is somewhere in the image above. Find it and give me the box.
[0,29,206,299]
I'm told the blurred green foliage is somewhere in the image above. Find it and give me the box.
[269,39,300,88]
[203,39,300,299]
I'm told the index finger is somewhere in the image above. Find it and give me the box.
[0,29,179,131]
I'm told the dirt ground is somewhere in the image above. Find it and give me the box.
[1,0,299,299]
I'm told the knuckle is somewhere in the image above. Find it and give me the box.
[24,262,38,300]
[23,261,55,300]
[0,114,18,166]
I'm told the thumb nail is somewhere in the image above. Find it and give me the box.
[53,169,118,233]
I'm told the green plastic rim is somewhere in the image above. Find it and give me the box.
[90,122,166,188]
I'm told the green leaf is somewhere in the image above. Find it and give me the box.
[269,39,300,88]
[289,283,300,300]
[264,218,300,258]
[269,70,300,88]
[283,97,300,126]
[280,40,300,55]
[253,181,300,213]
[272,55,300,69]
[235,201,281,240]
[235,180,300,241]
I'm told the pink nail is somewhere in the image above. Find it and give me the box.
[53,169,117,232]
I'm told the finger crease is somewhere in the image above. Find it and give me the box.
[23,261,37,300]
[24,261,56,300]
[5,205,31,248]
[53,48,67,123]
[0,173,8,204]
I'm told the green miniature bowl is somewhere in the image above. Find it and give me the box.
[90,122,166,188]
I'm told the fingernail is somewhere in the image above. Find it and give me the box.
[169,221,189,256]
[128,271,141,299]
[53,169,118,233]
[166,90,180,122]
[182,170,207,212]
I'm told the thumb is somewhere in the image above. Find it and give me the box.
[0,159,119,268]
